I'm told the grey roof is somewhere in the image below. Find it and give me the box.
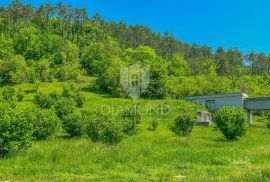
[186,93,248,100]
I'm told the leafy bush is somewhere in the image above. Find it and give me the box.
[31,80,40,93]
[16,88,25,102]
[30,108,60,140]
[214,106,248,140]
[120,107,141,124]
[62,112,85,137]
[149,119,158,131]
[267,120,270,129]
[62,82,85,107]
[34,92,54,109]
[0,104,33,157]
[85,111,124,145]
[83,111,101,142]
[2,86,15,102]
[99,118,124,145]
[54,98,76,119]
[119,107,141,135]
[171,112,196,136]
[49,91,61,101]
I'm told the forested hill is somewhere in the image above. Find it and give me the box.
[0,1,270,99]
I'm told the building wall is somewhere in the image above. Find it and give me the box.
[244,98,270,110]
[186,93,247,111]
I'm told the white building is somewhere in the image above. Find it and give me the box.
[186,93,248,112]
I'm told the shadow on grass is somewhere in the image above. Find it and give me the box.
[212,137,227,142]
[81,85,120,99]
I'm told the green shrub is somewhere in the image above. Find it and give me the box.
[119,107,141,135]
[149,119,158,131]
[83,111,101,142]
[75,92,85,108]
[49,91,61,101]
[34,92,54,109]
[0,104,33,157]
[62,82,85,107]
[99,118,124,145]
[54,98,76,119]
[121,107,141,124]
[30,108,60,140]
[62,112,85,137]
[267,120,270,129]
[2,86,15,102]
[171,112,196,136]
[85,111,124,145]
[31,80,40,93]
[214,106,248,140]
[16,88,25,102]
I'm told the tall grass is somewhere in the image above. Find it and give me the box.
[0,79,269,181]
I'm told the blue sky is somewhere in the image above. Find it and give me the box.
[1,0,270,53]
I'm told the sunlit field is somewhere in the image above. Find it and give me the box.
[0,78,269,182]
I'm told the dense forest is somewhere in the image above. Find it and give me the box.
[0,0,270,98]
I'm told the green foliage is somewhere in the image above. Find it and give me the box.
[84,111,103,142]
[85,111,124,145]
[0,33,14,59]
[30,108,60,140]
[81,41,119,76]
[34,92,54,109]
[31,80,40,93]
[120,107,141,135]
[62,82,85,107]
[214,107,248,140]
[16,88,24,102]
[99,117,124,145]
[0,104,33,157]
[149,119,158,131]
[54,98,76,119]
[2,86,15,102]
[96,57,124,97]
[9,55,29,84]
[171,112,196,136]
[62,112,85,137]
[168,54,190,76]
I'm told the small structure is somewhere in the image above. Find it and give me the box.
[186,93,248,112]
[197,111,212,126]
[244,97,270,125]
[186,93,270,125]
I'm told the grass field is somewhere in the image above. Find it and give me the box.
[0,78,270,182]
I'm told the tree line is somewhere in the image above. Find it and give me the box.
[0,1,270,98]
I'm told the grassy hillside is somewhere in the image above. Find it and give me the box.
[0,78,270,181]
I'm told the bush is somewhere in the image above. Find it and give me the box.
[62,82,85,107]
[34,92,54,109]
[120,106,141,124]
[2,86,15,102]
[62,112,85,137]
[30,108,60,140]
[0,104,33,157]
[267,120,270,129]
[31,80,40,93]
[99,117,124,145]
[149,119,158,131]
[49,91,61,101]
[85,111,124,145]
[119,107,141,135]
[54,98,76,119]
[83,111,102,142]
[214,106,248,140]
[171,112,196,136]
[16,88,25,102]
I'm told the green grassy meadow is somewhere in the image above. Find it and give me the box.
[0,78,270,182]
